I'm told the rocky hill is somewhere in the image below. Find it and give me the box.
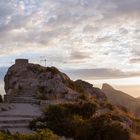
[4,59,106,103]
[2,59,140,140]
[102,83,140,118]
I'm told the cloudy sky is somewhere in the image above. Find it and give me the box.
[0,0,140,97]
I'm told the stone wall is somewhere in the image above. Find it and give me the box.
[15,59,29,65]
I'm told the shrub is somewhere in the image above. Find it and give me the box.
[106,103,115,110]
[27,65,46,74]
[46,67,60,75]
[78,94,88,101]
[30,102,131,140]
[30,102,97,138]
[43,102,98,120]
[64,79,85,93]
[86,115,130,140]
[0,129,62,140]
[117,105,129,113]
[35,91,47,100]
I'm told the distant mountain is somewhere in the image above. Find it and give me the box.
[102,83,140,118]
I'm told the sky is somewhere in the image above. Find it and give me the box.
[0,0,140,97]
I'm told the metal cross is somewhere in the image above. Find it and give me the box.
[40,59,47,67]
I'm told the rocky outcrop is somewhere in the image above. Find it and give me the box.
[4,63,76,101]
[4,59,106,102]
[75,80,107,100]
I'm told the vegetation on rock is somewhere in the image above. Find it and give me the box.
[29,99,131,140]
[0,129,64,140]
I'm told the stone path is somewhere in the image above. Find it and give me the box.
[0,103,41,134]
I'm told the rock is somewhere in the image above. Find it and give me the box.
[4,59,79,102]
[4,59,106,103]
[0,103,14,112]
[75,80,107,100]
[102,83,115,91]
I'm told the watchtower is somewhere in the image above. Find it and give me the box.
[15,59,29,65]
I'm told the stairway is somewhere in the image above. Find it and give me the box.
[0,115,35,133]
[0,115,31,129]
[0,103,42,134]
[9,93,40,104]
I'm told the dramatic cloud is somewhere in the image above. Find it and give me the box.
[0,0,140,79]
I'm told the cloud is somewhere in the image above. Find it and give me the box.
[130,58,140,63]
[131,47,140,57]
[0,1,14,19]
[64,68,140,80]
[0,0,139,74]
[95,36,111,43]
[83,25,99,33]
[1,66,140,82]
[69,50,91,60]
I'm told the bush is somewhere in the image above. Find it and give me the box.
[86,114,131,140]
[30,102,131,140]
[0,129,62,140]
[78,94,88,101]
[64,79,85,93]
[106,103,115,110]
[46,67,60,75]
[43,102,98,120]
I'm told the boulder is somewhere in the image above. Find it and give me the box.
[4,60,79,101]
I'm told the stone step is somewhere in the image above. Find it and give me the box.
[0,102,41,134]
[0,115,39,118]
[4,128,33,134]
[16,94,35,97]
[12,99,37,102]
[0,117,33,121]
[13,96,35,99]
[11,98,38,101]
[11,99,36,102]
[0,123,29,129]
[0,119,32,124]
[10,100,40,104]
[12,98,35,101]
[15,95,35,98]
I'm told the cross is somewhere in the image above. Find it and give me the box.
[40,59,47,67]
[44,59,47,67]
